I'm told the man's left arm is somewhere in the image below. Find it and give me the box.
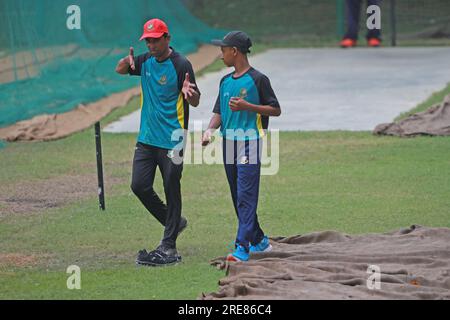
[182,72,200,107]
[181,61,200,107]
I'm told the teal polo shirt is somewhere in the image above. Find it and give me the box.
[129,48,199,150]
[213,67,280,140]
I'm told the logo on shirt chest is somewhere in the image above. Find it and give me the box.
[158,75,168,85]
[223,88,247,99]
[239,88,248,99]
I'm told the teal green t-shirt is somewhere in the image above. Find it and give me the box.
[213,67,280,140]
[129,48,199,150]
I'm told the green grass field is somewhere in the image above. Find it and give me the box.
[1,0,450,300]
[1,91,450,298]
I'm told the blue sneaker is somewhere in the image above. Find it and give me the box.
[226,245,249,262]
[250,236,272,253]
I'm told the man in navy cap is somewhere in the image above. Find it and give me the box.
[203,31,281,262]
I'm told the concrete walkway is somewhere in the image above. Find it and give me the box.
[104,47,450,132]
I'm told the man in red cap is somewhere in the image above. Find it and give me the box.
[116,18,200,267]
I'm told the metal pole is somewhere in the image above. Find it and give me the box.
[95,122,105,211]
[390,0,397,46]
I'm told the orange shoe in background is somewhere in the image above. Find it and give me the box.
[340,38,357,48]
[367,38,381,47]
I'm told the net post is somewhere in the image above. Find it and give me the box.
[95,122,105,211]
[390,0,397,47]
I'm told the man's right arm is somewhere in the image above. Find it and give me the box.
[115,47,135,75]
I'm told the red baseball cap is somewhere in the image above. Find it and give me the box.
[139,18,169,41]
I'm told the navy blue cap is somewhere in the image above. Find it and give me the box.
[211,31,252,54]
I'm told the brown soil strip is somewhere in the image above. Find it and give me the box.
[0,174,124,216]
[0,253,52,268]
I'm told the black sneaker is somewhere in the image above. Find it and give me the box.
[136,249,181,267]
[137,249,148,260]
[156,244,179,256]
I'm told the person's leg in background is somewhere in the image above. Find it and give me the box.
[366,0,382,46]
[341,0,362,47]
